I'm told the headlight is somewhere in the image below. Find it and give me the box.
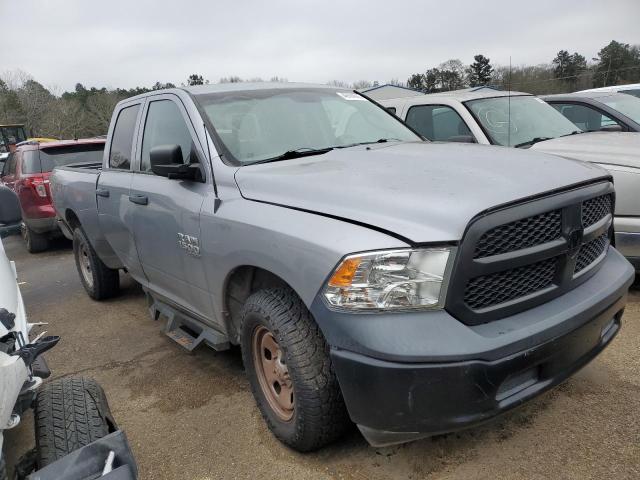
[323,247,453,311]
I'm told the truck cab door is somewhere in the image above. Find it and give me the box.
[128,95,216,323]
[97,101,147,284]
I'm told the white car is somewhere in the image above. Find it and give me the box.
[380,87,640,271]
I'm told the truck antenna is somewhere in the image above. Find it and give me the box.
[508,56,512,147]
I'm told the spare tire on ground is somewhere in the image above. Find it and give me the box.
[34,377,116,468]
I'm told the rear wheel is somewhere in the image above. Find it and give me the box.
[34,377,115,468]
[73,228,119,300]
[240,288,349,452]
[22,223,49,253]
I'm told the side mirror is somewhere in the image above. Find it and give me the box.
[447,135,476,143]
[0,186,22,238]
[600,124,623,132]
[149,145,200,181]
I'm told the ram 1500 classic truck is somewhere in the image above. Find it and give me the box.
[50,83,635,451]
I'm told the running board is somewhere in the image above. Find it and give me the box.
[145,290,230,353]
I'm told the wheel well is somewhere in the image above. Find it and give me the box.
[65,209,81,230]
[224,266,290,343]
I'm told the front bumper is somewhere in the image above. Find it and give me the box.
[311,248,634,446]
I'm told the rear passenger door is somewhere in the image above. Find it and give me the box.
[97,101,147,283]
[129,94,215,322]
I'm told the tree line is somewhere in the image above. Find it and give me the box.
[405,40,640,94]
[1,40,638,140]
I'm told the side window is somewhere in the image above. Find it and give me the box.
[109,104,140,169]
[405,105,473,141]
[553,103,619,132]
[386,107,397,115]
[140,100,194,172]
[1,153,14,176]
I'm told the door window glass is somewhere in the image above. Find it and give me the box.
[405,105,473,141]
[141,100,193,172]
[109,104,140,169]
[552,103,619,132]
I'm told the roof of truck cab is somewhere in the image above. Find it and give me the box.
[181,82,346,95]
[120,82,350,104]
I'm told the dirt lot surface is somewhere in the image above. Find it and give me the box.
[4,235,640,480]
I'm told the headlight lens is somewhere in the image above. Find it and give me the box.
[323,248,452,311]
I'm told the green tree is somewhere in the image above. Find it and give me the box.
[552,50,586,87]
[406,73,426,91]
[467,54,494,87]
[593,40,640,87]
[186,74,207,86]
[437,59,466,91]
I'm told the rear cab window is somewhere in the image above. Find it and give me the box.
[109,104,140,169]
[35,144,105,173]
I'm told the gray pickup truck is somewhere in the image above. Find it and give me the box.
[50,83,634,451]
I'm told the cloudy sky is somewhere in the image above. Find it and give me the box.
[1,0,638,91]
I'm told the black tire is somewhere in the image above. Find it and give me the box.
[240,288,349,452]
[34,377,116,468]
[23,224,48,253]
[73,227,119,300]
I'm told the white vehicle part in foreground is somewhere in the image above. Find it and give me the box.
[0,238,30,452]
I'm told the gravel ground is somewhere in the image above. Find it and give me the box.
[4,235,639,480]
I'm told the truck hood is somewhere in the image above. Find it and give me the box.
[531,131,640,169]
[234,142,609,243]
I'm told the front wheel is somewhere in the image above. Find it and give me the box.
[240,288,349,452]
[73,228,119,300]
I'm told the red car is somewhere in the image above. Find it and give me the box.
[0,139,105,252]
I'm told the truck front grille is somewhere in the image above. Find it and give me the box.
[474,210,562,258]
[447,184,614,325]
[464,258,557,310]
[574,234,609,274]
[582,194,613,228]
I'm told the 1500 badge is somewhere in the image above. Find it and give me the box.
[177,233,200,257]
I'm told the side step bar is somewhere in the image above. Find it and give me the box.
[145,291,230,353]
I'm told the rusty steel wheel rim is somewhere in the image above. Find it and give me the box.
[252,325,294,421]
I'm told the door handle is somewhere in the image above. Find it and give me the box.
[96,188,110,198]
[129,194,148,205]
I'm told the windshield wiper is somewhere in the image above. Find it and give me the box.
[514,137,553,148]
[560,130,583,137]
[337,138,403,149]
[247,147,334,165]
